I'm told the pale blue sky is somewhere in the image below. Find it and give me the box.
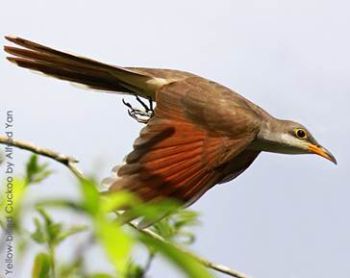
[1,1,349,277]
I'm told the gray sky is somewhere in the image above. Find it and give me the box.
[1,1,349,277]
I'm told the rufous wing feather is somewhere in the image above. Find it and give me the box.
[107,119,258,205]
[106,75,261,205]
[108,118,229,203]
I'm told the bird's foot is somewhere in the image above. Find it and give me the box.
[122,96,154,124]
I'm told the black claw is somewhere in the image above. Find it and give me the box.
[149,97,154,112]
[136,95,150,112]
[121,96,154,124]
[122,98,133,109]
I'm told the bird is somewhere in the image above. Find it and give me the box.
[4,36,336,221]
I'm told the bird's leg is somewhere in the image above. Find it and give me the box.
[122,96,154,124]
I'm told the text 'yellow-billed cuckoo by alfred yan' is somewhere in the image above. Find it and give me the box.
[4,36,337,225]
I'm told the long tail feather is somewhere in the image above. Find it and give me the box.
[4,36,165,98]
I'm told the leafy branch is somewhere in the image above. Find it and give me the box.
[0,134,248,278]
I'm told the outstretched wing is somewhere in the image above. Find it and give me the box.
[106,77,261,205]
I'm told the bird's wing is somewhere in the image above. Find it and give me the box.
[155,76,261,136]
[107,77,260,205]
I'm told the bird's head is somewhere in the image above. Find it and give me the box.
[255,119,337,164]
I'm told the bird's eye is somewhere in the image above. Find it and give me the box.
[295,128,307,139]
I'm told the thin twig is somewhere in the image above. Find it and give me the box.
[141,250,155,277]
[0,135,248,278]
[128,221,248,278]
[0,135,85,179]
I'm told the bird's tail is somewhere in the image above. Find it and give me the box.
[4,36,166,99]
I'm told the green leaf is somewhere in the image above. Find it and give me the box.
[100,191,139,213]
[32,252,51,278]
[25,155,52,185]
[57,259,82,277]
[96,216,134,276]
[173,210,200,229]
[139,234,213,278]
[0,178,26,211]
[152,209,200,245]
[36,208,63,246]
[35,199,86,212]
[26,154,38,179]
[32,208,87,247]
[125,259,145,278]
[80,178,99,215]
[56,225,88,243]
[31,217,46,244]
[0,178,27,228]
[153,218,175,240]
[125,199,180,228]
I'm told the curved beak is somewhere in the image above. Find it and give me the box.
[308,144,337,164]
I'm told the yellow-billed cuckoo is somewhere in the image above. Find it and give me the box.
[4,36,336,213]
